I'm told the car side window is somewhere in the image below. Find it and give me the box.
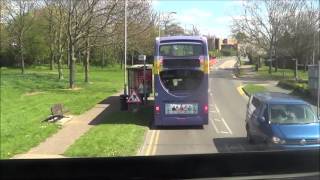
[252,97,260,108]
[251,97,262,115]
[261,105,268,119]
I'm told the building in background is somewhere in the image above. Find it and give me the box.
[205,36,238,51]
[221,38,238,50]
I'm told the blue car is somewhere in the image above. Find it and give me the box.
[245,92,320,149]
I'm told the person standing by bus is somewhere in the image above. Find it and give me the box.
[138,80,144,103]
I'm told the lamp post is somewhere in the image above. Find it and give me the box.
[124,0,127,95]
[158,11,176,37]
[317,61,320,118]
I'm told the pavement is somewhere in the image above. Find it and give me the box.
[12,93,121,159]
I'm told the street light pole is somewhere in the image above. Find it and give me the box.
[158,11,161,37]
[124,0,127,95]
[313,30,316,65]
[317,61,320,118]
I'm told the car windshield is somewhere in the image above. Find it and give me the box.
[160,44,203,57]
[270,104,318,124]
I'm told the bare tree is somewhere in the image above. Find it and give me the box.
[44,0,56,70]
[65,0,101,88]
[232,0,304,74]
[3,0,37,74]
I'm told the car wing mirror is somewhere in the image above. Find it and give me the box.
[258,116,266,122]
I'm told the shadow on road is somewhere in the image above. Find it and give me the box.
[88,96,206,130]
[151,125,204,130]
[88,96,152,127]
[213,137,268,153]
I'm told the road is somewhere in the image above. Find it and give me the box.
[139,57,258,156]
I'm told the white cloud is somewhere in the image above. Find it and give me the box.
[151,0,160,7]
[173,8,213,25]
[200,27,230,38]
[211,15,245,24]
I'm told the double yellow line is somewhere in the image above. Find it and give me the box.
[237,85,245,96]
[145,130,160,156]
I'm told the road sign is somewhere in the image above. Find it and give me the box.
[138,55,146,61]
[127,90,141,103]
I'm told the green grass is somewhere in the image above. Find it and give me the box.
[64,107,151,157]
[257,65,308,81]
[242,84,267,96]
[0,65,123,158]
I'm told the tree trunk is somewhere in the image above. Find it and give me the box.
[69,42,76,89]
[20,39,25,74]
[67,39,70,67]
[268,44,272,74]
[58,55,64,80]
[50,43,54,70]
[21,49,25,74]
[274,46,278,72]
[120,50,123,69]
[294,59,298,81]
[78,50,81,65]
[57,18,63,80]
[268,58,272,74]
[101,46,105,69]
[84,37,90,83]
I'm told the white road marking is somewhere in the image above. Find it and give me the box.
[213,118,221,122]
[210,118,219,133]
[214,104,220,114]
[220,131,229,134]
[221,117,233,135]
[212,104,233,135]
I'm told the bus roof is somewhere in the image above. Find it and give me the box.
[157,36,207,44]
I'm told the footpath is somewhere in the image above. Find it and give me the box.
[13,92,121,159]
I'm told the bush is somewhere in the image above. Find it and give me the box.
[278,80,310,96]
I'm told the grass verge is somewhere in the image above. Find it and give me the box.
[64,107,151,157]
[257,65,308,81]
[1,65,123,158]
[242,84,267,96]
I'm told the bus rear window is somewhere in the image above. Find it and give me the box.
[160,69,203,92]
[160,44,203,57]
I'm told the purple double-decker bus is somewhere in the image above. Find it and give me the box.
[153,36,209,126]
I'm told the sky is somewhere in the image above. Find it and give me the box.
[152,0,245,38]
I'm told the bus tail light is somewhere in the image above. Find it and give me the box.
[199,56,209,74]
[204,104,208,113]
[154,56,163,74]
[155,105,160,114]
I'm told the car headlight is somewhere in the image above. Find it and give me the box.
[272,136,286,144]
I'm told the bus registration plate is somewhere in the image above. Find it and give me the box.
[165,103,198,115]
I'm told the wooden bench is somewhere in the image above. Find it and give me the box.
[43,104,68,122]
